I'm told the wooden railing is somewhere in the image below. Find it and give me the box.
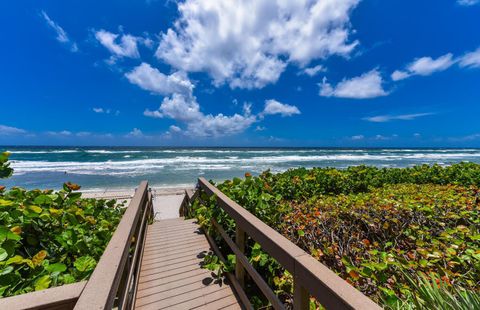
[74,181,153,310]
[195,177,381,310]
[0,281,86,310]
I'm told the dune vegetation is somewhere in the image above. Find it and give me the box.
[0,152,125,297]
[191,163,480,308]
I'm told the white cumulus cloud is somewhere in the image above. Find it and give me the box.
[262,99,301,117]
[156,0,360,89]
[125,63,194,97]
[302,65,326,77]
[391,53,455,81]
[319,69,388,99]
[125,128,144,138]
[144,94,256,137]
[127,63,300,137]
[95,30,152,62]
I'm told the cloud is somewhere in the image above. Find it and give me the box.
[391,53,455,81]
[363,112,434,123]
[350,135,364,140]
[168,125,182,133]
[255,126,266,132]
[92,107,120,115]
[40,11,78,52]
[125,128,144,138]
[319,69,388,99]
[262,99,301,117]
[459,47,480,68]
[374,134,390,140]
[302,65,326,77]
[0,125,27,136]
[95,30,152,62]
[144,93,256,137]
[76,132,91,137]
[457,0,479,6]
[156,0,360,89]
[125,63,194,96]
[46,130,72,136]
[126,63,300,137]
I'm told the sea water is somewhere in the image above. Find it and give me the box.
[2,147,480,190]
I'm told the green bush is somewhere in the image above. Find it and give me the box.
[190,163,480,308]
[0,152,13,180]
[0,153,125,297]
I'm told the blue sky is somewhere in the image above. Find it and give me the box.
[1,0,480,147]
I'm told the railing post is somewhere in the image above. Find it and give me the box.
[293,279,309,310]
[235,226,246,288]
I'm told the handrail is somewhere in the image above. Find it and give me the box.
[197,177,381,310]
[74,181,151,310]
[0,281,86,310]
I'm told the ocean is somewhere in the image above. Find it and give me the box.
[2,147,480,191]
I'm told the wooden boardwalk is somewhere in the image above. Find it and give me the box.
[134,218,242,310]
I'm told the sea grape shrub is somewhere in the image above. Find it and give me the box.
[261,163,480,201]
[0,152,13,180]
[191,164,480,308]
[0,183,125,297]
[282,184,480,305]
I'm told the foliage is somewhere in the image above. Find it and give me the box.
[262,162,480,201]
[283,184,480,305]
[0,182,125,297]
[385,273,480,310]
[190,163,480,308]
[0,152,13,180]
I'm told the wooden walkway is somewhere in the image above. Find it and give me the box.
[135,218,242,310]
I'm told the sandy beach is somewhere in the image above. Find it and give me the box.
[83,185,194,220]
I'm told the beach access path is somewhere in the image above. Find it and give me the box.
[85,186,243,309]
[84,186,187,220]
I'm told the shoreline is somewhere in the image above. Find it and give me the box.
[82,185,194,200]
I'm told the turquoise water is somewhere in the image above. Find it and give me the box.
[3,147,480,190]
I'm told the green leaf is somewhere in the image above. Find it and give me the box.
[33,195,52,205]
[74,256,97,272]
[46,263,67,273]
[0,248,7,261]
[34,275,51,291]
[0,199,13,207]
[0,226,21,241]
[28,205,43,214]
[298,230,305,237]
[0,266,13,276]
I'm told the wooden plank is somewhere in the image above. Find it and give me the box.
[136,285,232,310]
[136,273,211,298]
[74,181,149,310]
[134,218,241,310]
[140,258,201,274]
[199,295,242,310]
[138,269,208,291]
[0,281,86,310]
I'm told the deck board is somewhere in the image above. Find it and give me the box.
[135,218,242,310]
